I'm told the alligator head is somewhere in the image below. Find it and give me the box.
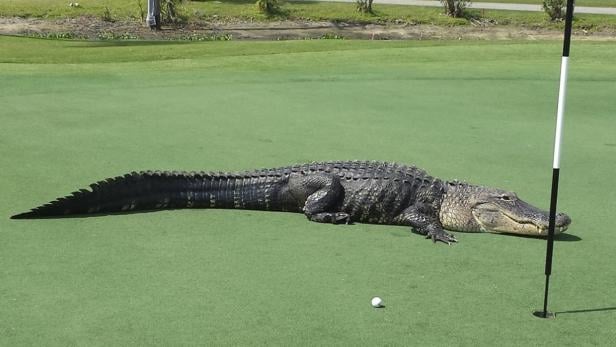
[439,182,571,236]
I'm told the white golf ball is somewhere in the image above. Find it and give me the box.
[371,296,384,308]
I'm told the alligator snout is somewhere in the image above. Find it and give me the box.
[555,212,572,231]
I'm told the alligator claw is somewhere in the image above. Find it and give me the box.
[307,212,352,224]
[426,229,457,245]
[334,212,352,225]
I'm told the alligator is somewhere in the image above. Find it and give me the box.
[10,161,572,244]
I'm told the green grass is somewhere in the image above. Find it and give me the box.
[191,1,468,25]
[0,0,142,19]
[473,0,614,7]
[469,8,616,31]
[1,0,615,32]
[192,1,616,32]
[2,37,616,346]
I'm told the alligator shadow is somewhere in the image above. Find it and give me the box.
[8,212,584,243]
[555,306,616,316]
[10,209,173,220]
[499,232,582,242]
[10,208,296,220]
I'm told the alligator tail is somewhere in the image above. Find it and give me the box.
[11,171,285,219]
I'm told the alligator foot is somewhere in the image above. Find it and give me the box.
[308,212,352,224]
[426,228,457,245]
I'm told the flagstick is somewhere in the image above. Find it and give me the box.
[534,0,575,319]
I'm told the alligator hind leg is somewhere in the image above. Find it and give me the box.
[290,173,350,224]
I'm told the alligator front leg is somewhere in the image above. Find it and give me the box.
[396,205,457,244]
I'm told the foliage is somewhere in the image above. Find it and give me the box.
[178,33,234,41]
[26,32,83,40]
[440,0,470,17]
[136,0,146,21]
[255,0,282,15]
[101,6,115,22]
[356,0,374,13]
[97,32,139,40]
[162,0,187,24]
[320,33,344,39]
[543,0,566,21]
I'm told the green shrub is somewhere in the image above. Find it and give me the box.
[440,0,470,18]
[356,0,374,13]
[543,0,566,21]
[101,6,115,22]
[97,32,138,40]
[136,0,146,21]
[162,0,188,24]
[256,0,281,15]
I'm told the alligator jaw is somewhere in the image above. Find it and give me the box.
[474,208,571,236]
[440,183,572,236]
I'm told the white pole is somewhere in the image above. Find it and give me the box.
[553,57,569,169]
[537,0,575,319]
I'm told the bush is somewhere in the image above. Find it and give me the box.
[136,0,146,21]
[440,0,470,18]
[256,0,281,15]
[543,0,566,21]
[101,6,115,22]
[356,0,374,13]
[162,0,187,24]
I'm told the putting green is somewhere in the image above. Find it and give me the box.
[1,36,615,346]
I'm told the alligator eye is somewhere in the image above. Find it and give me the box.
[501,195,512,201]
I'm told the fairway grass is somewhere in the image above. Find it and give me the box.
[1,37,616,346]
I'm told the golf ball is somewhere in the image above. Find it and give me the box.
[371,296,384,308]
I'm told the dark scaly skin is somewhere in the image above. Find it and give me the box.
[10,161,572,244]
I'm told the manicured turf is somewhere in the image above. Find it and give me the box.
[1,36,615,345]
